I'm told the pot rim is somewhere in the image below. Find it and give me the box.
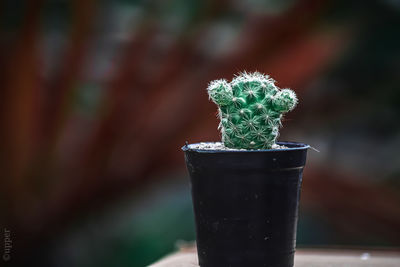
[182,141,310,153]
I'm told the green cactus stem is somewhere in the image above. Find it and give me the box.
[207,72,297,149]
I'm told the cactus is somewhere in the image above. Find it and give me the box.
[207,72,297,149]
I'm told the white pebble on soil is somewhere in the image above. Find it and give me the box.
[187,142,287,151]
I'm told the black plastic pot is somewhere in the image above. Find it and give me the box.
[182,141,309,267]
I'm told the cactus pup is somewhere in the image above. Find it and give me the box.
[207,72,297,149]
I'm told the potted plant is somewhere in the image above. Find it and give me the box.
[182,72,309,267]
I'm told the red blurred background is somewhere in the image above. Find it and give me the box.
[1,0,399,266]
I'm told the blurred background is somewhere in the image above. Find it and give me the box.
[1,0,400,266]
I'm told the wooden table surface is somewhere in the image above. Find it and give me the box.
[150,246,400,267]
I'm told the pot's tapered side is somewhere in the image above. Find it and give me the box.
[182,142,309,267]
